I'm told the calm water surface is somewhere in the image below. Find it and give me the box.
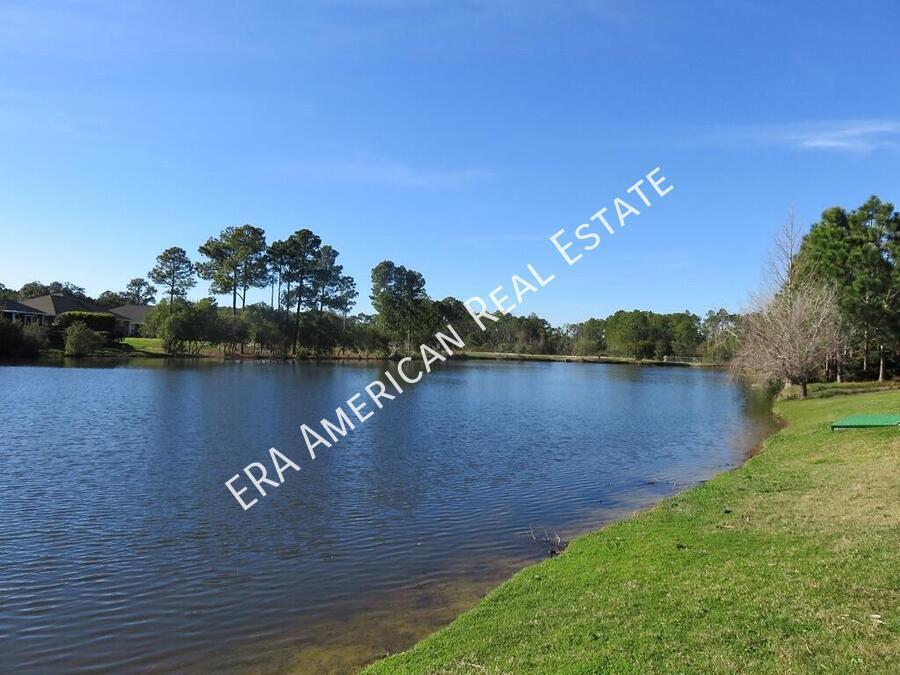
[0,360,775,673]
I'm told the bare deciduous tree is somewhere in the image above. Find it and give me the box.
[733,210,842,398]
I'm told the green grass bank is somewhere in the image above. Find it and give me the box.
[365,389,900,673]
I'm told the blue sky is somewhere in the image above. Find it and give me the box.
[2,0,899,324]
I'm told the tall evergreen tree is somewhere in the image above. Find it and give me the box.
[281,229,322,353]
[312,245,343,314]
[148,247,196,309]
[370,260,428,354]
[799,196,900,380]
[334,275,358,329]
[267,239,290,312]
[196,225,269,315]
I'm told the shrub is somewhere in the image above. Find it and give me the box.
[21,323,48,353]
[55,311,116,334]
[153,298,224,355]
[160,331,182,355]
[0,319,24,357]
[140,301,176,338]
[776,382,803,401]
[64,321,104,357]
[0,320,46,357]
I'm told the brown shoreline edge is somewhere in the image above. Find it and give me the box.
[26,348,727,368]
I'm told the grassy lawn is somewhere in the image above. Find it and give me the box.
[119,337,225,357]
[808,380,900,398]
[121,337,167,355]
[365,390,900,673]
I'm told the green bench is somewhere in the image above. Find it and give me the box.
[831,414,900,431]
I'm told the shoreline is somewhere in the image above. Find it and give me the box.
[11,344,725,368]
[362,386,900,672]
[461,351,722,367]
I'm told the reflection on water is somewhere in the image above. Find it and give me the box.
[0,360,776,672]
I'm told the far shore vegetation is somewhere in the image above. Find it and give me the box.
[3,195,900,396]
[364,385,900,673]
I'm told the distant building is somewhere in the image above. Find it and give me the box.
[12,295,152,336]
[110,304,152,336]
[19,293,110,317]
[0,299,49,325]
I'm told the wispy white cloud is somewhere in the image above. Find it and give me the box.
[783,120,900,151]
[717,119,900,153]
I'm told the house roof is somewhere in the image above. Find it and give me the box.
[110,304,152,323]
[1,299,47,315]
[19,294,110,316]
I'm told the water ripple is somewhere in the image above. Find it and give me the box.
[0,360,775,672]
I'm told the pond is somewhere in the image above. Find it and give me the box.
[0,359,775,673]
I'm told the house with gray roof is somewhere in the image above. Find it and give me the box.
[110,304,151,336]
[1,299,49,325]
[19,294,109,317]
[15,294,153,336]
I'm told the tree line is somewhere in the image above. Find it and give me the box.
[0,278,157,308]
[4,195,897,380]
[0,221,729,360]
[139,233,727,361]
[735,196,900,396]
[144,227,360,356]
